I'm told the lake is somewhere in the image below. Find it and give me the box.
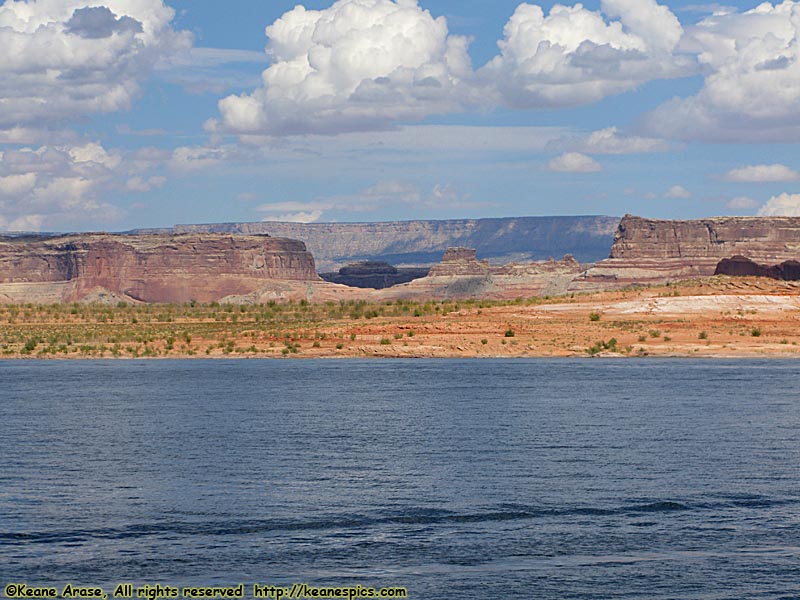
[1,359,799,599]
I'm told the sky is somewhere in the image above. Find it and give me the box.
[2,0,800,232]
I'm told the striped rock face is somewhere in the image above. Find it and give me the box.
[0,234,318,303]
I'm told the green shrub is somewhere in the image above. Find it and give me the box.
[589,312,601,322]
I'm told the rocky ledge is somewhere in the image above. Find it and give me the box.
[0,233,318,303]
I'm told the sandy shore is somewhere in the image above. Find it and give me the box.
[2,277,800,359]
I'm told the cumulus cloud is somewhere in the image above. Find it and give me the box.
[208,0,475,136]
[757,192,800,216]
[483,0,689,109]
[664,184,692,198]
[0,173,37,196]
[547,152,603,173]
[642,1,800,142]
[723,164,800,183]
[0,1,191,129]
[0,142,159,231]
[548,127,672,155]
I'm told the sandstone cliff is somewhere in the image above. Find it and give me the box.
[571,215,800,290]
[160,216,619,270]
[0,234,318,303]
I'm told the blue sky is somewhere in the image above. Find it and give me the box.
[1,0,800,231]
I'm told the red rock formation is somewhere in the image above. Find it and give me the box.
[610,214,800,261]
[570,215,800,290]
[428,247,490,276]
[0,234,318,303]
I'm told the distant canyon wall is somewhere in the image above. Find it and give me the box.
[165,216,620,271]
[571,215,800,290]
[0,234,317,303]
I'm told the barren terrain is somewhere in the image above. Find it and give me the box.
[1,277,799,359]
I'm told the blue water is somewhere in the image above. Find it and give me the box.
[1,359,799,599]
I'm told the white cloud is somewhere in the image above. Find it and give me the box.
[260,210,325,223]
[0,1,191,128]
[0,173,37,196]
[549,127,672,154]
[208,0,475,136]
[642,2,800,142]
[483,0,689,109]
[126,175,167,192]
[0,141,160,231]
[726,196,758,210]
[0,213,46,233]
[664,185,692,198]
[170,146,237,172]
[547,152,603,173]
[758,192,800,216]
[723,164,800,183]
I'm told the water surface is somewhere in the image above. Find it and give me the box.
[1,359,799,599]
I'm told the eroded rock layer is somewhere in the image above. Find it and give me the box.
[0,234,318,303]
[571,215,800,290]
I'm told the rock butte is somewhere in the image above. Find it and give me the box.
[570,214,800,291]
[320,261,429,289]
[0,233,318,304]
